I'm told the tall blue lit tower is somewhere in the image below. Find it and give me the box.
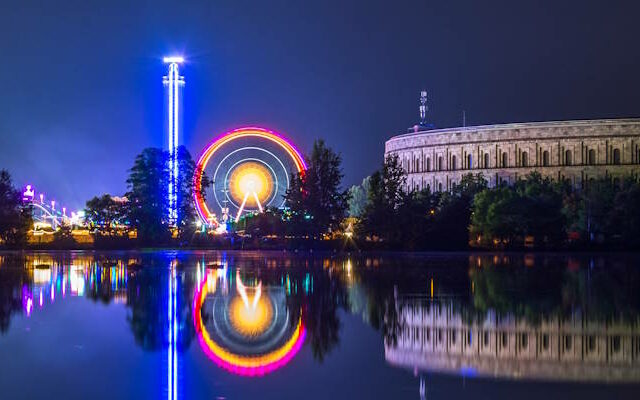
[163,56,185,226]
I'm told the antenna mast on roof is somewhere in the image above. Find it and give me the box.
[419,90,428,126]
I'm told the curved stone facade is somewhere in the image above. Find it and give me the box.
[384,119,640,191]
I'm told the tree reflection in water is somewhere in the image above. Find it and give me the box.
[0,254,29,333]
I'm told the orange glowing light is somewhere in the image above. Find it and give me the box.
[228,161,273,208]
[228,294,273,337]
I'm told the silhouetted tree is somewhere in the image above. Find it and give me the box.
[176,146,210,242]
[430,174,487,249]
[0,170,32,248]
[125,148,170,245]
[241,207,286,237]
[285,140,350,238]
[471,172,564,247]
[84,194,129,236]
[357,154,405,242]
[608,179,640,247]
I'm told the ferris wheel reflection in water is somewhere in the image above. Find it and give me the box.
[192,262,306,377]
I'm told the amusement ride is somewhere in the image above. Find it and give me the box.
[193,127,307,228]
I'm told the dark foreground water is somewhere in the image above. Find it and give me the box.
[0,251,639,399]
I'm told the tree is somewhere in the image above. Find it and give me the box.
[357,154,406,242]
[84,194,128,236]
[0,170,32,248]
[125,148,170,245]
[606,178,640,247]
[431,174,487,249]
[347,176,370,217]
[175,145,210,242]
[242,207,286,238]
[574,178,616,243]
[284,140,350,238]
[470,172,565,247]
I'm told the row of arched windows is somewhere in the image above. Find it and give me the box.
[403,147,626,173]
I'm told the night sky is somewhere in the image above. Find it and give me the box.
[1,0,639,210]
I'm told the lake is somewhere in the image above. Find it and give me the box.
[0,251,639,399]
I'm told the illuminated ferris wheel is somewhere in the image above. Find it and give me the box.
[193,127,306,225]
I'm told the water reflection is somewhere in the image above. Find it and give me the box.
[1,251,640,395]
[193,267,306,376]
[0,253,131,330]
[386,255,640,383]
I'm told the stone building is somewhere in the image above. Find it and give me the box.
[384,119,640,191]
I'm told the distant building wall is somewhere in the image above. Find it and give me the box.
[384,119,640,191]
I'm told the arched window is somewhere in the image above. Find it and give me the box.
[565,150,572,166]
[451,155,457,171]
[522,152,528,167]
[588,149,596,165]
[438,182,442,192]
[484,153,490,169]
[613,148,621,165]
[426,158,431,172]
[467,154,473,169]
[502,152,508,168]
[542,151,550,167]
[438,156,443,171]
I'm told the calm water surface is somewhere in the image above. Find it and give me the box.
[0,251,639,399]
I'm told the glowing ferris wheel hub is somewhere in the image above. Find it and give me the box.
[194,127,307,226]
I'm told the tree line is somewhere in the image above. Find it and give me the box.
[83,140,350,247]
[83,146,208,246]
[0,170,32,248]
[3,142,639,250]
[351,154,640,250]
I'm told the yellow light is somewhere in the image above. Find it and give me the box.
[228,161,273,208]
[228,294,273,337]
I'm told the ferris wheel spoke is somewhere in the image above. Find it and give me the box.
[252,191,264,213]
[235,192,250,222]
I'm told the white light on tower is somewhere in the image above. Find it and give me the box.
[163,56,185,225]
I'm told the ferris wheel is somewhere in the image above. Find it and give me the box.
[193,127,306,226]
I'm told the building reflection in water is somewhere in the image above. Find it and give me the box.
[385,255,640,383]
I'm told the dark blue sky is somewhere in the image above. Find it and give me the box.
[1,0,639,210]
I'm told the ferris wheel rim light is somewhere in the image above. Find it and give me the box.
[193,127,307,224]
